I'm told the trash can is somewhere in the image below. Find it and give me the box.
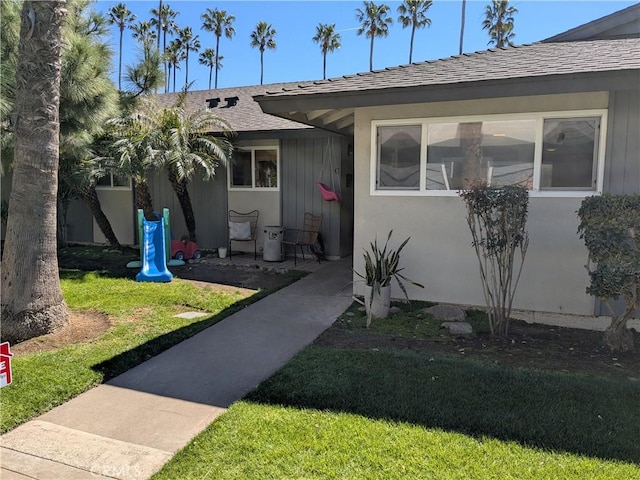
[263,225,284,262]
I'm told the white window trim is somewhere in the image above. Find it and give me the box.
[95,173,132,190]
[228,146,280,191]
[370,110,608,198]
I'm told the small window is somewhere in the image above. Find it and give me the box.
[96,173,131,189]
[377,125,421,190]
[230,147,279,189]
[541,117,599,191]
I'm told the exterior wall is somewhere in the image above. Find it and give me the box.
[149,169,228,250]
[352,92,613,316]
[66,199,94,243]
[93,188,135,245]
[281,135,350,259]
[228,190,279,253]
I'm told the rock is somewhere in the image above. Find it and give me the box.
[345,312,355,317]
[424,304,466,322]
[358,306,366,313]
[441,321,473,335]
[389,306,401,314]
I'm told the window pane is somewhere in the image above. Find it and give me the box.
[377,125,421,190]
[542,118,599,190]
[427,120,535,190]
[96,174,111,187]
[255,149,278,188]
[112,174,129,187]
[231,150,252,187]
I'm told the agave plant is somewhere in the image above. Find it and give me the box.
[355,230,424,300]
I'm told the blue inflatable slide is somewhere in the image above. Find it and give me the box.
[136,209,173,283]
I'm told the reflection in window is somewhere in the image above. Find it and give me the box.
[96,173,131,189]
[542,118,599,190]
[426,120,535,190]
[377,125,421,190]
[255,149,278,188]
[231,150,252,187]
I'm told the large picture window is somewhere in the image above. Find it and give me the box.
[372,111,605,196]
[96,172,131,189]
[230,147,279,190]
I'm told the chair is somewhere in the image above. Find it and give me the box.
[282,213,323,265]
[228,210,259,260]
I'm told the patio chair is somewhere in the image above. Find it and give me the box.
[228,209,259,260]
[282,212,324,266]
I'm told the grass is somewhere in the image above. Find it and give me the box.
[0,270,268,433]
[152,302,640,479]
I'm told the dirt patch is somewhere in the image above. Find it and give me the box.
[11,311,111,356]
[315,319,640,382]
[176,278,256,296]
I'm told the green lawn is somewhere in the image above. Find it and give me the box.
[153,304,640,479]
[0,270,264,433]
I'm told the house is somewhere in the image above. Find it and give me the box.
[254,5,639,321]
[61,83,354,260]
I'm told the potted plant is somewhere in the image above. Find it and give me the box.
[355,230,424,326]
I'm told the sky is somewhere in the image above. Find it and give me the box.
[96,0,638,91]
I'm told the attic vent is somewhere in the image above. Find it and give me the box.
[224,96,239,107]
[206,98,220,108]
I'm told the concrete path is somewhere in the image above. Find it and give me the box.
[1,259,354,480]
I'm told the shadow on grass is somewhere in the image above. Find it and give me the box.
[245,346,640,464]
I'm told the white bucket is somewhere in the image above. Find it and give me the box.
[218,247,227,259]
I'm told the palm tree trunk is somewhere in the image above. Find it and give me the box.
[260,50,264,85]
[118,26,124,90]
[163,30,168,92]
[215,34,220,89]
[168,167,197,242]
[459,0,466,55]
[323,50,327,79]
[409,25,416,63]
[1,0,68,343]
[78,184,121,249]
[172,62,176,93]
[184,48,189,86]
[369,36,374,71]
[208,66,212,90]
[133,179,155,221]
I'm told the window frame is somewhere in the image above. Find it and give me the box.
[95,173,132,190]
[370,110,607,198]
[228,146,280,191]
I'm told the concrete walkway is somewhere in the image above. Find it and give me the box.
[0,259,354,480]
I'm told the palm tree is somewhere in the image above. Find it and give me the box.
[459,0,466,54]
[355,1,393,72]
[150,2,179,92]
[201,8,235,89]
[199,48,222,90]
[397,0,432,64]
[482,0,518,48]
[2,0,69,343]
[250,21,277,85]
[107,2,136,90]
[165,39,181,93]
[176,26,200,88]
[312,23,341,80]
[151,0,162,52]
[156,101,234,242]
[131,20,158,57]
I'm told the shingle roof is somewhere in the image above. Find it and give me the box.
[259,39,640,98]
[154,83,313,133]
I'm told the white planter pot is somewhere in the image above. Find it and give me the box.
[364,284,391,322]
[218,247,227,259]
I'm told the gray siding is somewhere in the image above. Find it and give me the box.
[66,199,94,243]
[281,135,352,258]
[149,169,228,250]
[604,89,640,194]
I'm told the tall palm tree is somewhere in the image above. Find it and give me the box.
[355,1,393,72]
[459,0,466,54]
[2,0,69,343]
[150,2,179,92]
[250,21,277,85]
[201,8,235,89]
[482,0,518,48]
[156,102,234,242]
[151,0,162,52]
[165,39,181,93]
[397,0,432,64]
[107,2,136,90]
[312,23,341,80]
[176,26,200,87]
[131,20,157,56]
[199,48,222,90]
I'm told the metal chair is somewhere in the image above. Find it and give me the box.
[228,210,259,260]
[282,212,323,265]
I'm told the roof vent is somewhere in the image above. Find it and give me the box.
[223,96,239,108]
[206,98,220,108]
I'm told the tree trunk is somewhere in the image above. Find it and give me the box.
[78,184,121,249]
[459,0,466,55]
[134,179,155,221]
[1,1,68,343]
[168,167,197,242]
[460,122,484,188]
[603,301,636,353]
